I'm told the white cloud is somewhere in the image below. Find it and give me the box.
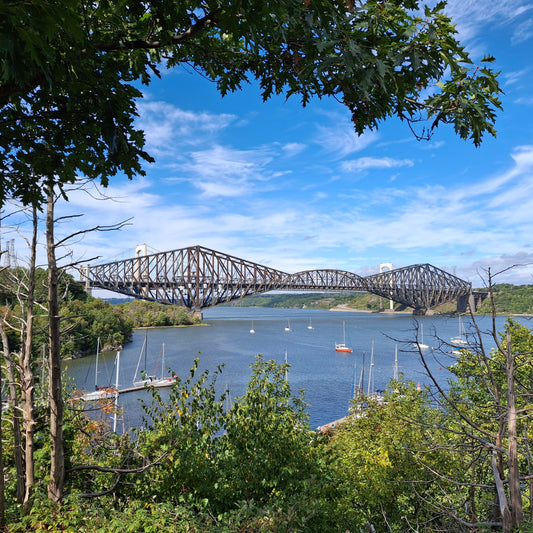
[181,144,277,198]
[437,0,533,45]
[281,142,307,157]
[136,100,237,157]
[341,157,414,172]
[315,115,379,158]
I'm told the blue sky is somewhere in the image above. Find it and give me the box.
[6,0,533,288]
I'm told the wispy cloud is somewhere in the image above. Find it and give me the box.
[315,114,379,158]
[440,0,533,45]
[136,100,237,157]
[180,144,277,198]
[281,142,307,157]
[341,157,414,173]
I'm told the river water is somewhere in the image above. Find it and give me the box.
[63,307,531,430]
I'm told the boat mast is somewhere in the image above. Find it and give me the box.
[393,345,399,381]
[94,337,100,390]
[367,341,374,395]
[133,336,147,384]
[113,351,120,433]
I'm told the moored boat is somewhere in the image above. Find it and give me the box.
[335,321,353,353]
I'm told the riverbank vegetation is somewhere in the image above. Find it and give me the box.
[0,268,199,359]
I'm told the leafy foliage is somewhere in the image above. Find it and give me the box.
[60,297,134,356]
[331,384,456,531]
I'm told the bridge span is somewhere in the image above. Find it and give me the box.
[81,244,475,314]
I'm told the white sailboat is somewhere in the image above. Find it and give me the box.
[133,339,175,388]
[81,348,119,402]
[151,344,176,388]
[335,321,353,352]
[284,320,291,332]
[451,317,468,346]
[132,334,152,387]
[250,320,255,334]
[307,318,314,330]
[414,323,429,350]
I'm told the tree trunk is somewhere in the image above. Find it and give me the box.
[0,324,6,529]
[46,185,64,502]
[21,207,38,505]
[0,319,25,502]
[506,327,524,527]
[491,451,511,533]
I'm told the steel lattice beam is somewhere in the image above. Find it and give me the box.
[82,246,472,312]
[85,245,290,309]
[364,264,472,311]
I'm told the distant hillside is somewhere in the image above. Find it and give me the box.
[475,284,533,315]
[227,291,394,312]
[226,284,533,315]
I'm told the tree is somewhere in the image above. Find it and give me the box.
[0,208,45,507]
[217,356,324,507]
[330,383,456,531]
[414,275,533,532]
[1,0,502,209]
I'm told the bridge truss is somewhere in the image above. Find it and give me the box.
[83,245,472,313]
[364,264,472,312]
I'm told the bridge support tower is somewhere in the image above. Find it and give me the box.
[379,263,394,312]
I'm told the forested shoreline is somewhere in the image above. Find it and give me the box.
[225,283,533,315]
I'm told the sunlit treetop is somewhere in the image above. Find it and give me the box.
[0,0,502,208]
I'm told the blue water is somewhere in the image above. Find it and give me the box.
[63,308,531,430]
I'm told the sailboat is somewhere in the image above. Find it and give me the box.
[335,321,353,352]
[307,318,314,330]
[150,344,176,388]
[250,320,255,334]
[80,348,119,402]
[414,323,429,350]
[133,339,176,388]
[451,316,468,346]
[284,320,291,332]
[80,337,101,400]
[132,334,152,387]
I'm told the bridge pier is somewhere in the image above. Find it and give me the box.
[457,291,487,313]
[413,308,435,316]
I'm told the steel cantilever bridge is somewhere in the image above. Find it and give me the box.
[82,245,474,315]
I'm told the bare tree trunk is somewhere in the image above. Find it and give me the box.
[492,451,512,533]
[0,319,25,502]
[506,327,523,527]
[46,185,64,502]
[20,207,38,505]
[0,325,6,529]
